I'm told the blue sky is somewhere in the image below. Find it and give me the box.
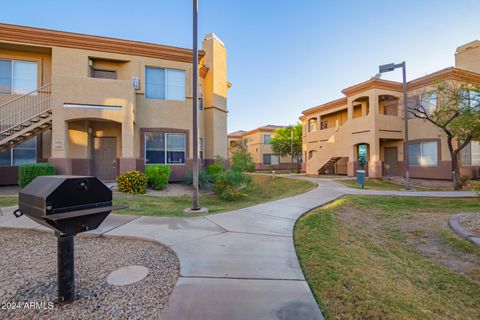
[1,0,479,132]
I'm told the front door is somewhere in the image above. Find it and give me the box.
[384,147,398,176]
[93,137,117,180]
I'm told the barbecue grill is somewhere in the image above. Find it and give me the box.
[14,175,126,304]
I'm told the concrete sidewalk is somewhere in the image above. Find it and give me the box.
[0,177,475,320]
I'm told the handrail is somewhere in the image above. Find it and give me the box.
[0,83,52,137]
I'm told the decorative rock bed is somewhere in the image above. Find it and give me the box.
[0,229,179,319]
[449,212,480,246]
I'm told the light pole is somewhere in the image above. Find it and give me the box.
[378,62,411,190]
[185,0,208,214]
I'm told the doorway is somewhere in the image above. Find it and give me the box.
[93,137,117,180]
[384,147,398,176]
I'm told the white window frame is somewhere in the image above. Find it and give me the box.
[0,59,38,95]
[145,66,186,101]
[144,132,186,165]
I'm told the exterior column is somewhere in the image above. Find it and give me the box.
[347,145,356,177]
[49,110,71,175]
[368,139,382,178]
[119,98,136,174]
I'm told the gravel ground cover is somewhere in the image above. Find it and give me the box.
[0,229,178,320]
[459,212,480,236]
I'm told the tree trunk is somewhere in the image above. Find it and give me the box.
[451,156,462,190]
[296,157,302,173]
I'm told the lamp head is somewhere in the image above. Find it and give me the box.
[379,63,396,73]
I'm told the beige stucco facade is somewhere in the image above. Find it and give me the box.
[228,125,292,170]
[301,42,480,179]
[0,24,229,184]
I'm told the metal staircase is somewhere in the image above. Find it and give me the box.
[0,83,52,153]
[318,156,341,174]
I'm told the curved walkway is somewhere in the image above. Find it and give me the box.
[0,177,475,320]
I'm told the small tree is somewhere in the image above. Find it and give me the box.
[270,124,303,172]
[408,80,480,190]
[231,139,255,172]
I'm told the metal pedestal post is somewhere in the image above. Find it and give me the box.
[57,234,75,304]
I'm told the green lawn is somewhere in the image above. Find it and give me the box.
[113,175,316,217]
[0,197,17,207]
[295,195,480,320]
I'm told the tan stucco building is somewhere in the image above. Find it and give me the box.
[301,42,480,179]
[228,125,291,170]
[0,24,229,184]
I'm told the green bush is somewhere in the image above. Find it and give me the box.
[145,164,171,190]
[207,163,225,177]
[184,169,214,189]
[214,169,252,200]
[474,182,480,198]
[18,163,56,188]
[116,170,147,194]
[231,149,255,173]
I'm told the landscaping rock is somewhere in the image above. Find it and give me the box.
[0,229,178,320]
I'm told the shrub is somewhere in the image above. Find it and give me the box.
[116,170,147,194]
[474,182,480,198]
[184,169,214,189]
[18,163,56,188]
[145,164,171,190]
[207,163,225,177]
[231,149,255,173]
[214,169,252,200]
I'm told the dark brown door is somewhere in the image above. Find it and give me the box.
[93,137,117,180]
[384,147,398,176]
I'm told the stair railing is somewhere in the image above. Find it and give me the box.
[0,83,52,137]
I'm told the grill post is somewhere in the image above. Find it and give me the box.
[57,234,75,304]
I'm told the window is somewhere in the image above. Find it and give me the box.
[264,134,271,144]
[145,67,185,100]
[263,154,279,165]
[419,92,437,113]
[200,138,204,161]
[0,137,37,166]
[92,69,117,79]
[308,118,318,132]
[459,89,480,110]
[0,60,37,95]
[408,141,438,166]
[145,132,185,164]
[460,141,480,166]
[308,150,316,160]
[320,121,328,130]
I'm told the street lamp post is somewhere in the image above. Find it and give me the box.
[378,62,411,190]
[185,0,208,214]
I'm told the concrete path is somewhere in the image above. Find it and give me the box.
[0,177,475,320]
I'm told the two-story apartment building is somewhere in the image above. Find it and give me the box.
[0,24,229,184]
[301,42,480,179]
[228,125,291,170]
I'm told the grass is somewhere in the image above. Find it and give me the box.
[0,197,17,207]
[113,175,316,217]
[295,195,480,320]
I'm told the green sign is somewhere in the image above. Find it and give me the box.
[358,144,367,158]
